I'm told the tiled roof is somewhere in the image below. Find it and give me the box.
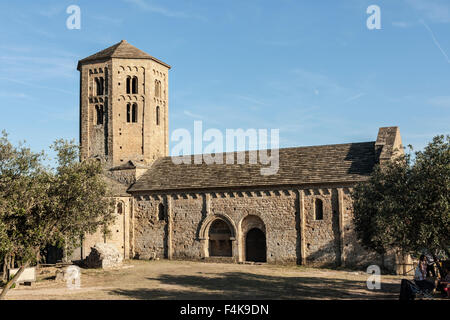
[77,40,170,69]
[128,142,378,192]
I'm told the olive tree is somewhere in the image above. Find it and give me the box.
[352,135,450,276]
[0,133,114,299]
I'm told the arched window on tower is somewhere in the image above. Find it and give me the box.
[95,77,104,96]
[95,105,103,125]
[126,103,131,123]
[94,78,99,95]
[104,68,108,94]
[131,103,138,123]
[158,203,165,221]
[132,76,138,94]
[155,80,161,98]
[126,76,131,94]
[156,106,160,125]
[315,198,323,220]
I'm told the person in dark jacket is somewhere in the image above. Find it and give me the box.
[425,253,437,278]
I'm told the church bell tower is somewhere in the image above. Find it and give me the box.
[77,40,170,168]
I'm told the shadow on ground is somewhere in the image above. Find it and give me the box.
[109,271,399,300]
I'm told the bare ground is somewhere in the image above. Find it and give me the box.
[5,260,405,300]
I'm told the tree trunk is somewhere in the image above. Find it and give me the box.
[0,261,29,300]
[1,255,7,282]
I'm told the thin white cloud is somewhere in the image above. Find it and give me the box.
[0,77,75,96]
[392,21,411,28]
[406,0,450,23]
[344,93,365,104]
[0,91,33,100]
[183,110,205,119]
[37,5,64,18]
[10,16,55,39]
[0,55,76,80]
[420,20,450,64]
[290,68,347,96]
[234,95,267,106]
[260,40,297,47]
[90,14,123,25]
[123,0,205,20]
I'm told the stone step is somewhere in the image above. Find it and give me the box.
[203,257,236,264]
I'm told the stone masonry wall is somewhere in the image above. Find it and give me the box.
[131,185,389,268]
[133,195,168,259]
[171,195,204,259]
[303,189,341,267]
[82,196,131,260]
[110,58,169,167]
[80,57,169,168]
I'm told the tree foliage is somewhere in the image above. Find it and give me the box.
[352,135,450,259]
[0,131,114,299]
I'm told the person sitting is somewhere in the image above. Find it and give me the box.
[414,255,435,294]
[439,266,450,298]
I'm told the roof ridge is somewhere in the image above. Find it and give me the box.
[77,40,171,69]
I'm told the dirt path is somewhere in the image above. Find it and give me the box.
[6,260,404,300]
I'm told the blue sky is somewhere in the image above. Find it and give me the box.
[0,0,449,159]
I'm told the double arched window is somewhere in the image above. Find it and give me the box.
[126,76,138,94]
[126,103,138,123]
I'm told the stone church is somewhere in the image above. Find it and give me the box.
[76,40,403,270]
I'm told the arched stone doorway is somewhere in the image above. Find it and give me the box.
[239,215,267,262]
[199,214,237,259]
[245,228,266,262]
[209,219,232,257]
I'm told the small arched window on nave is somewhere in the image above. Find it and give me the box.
[158,203,165,221]
[132,76,138,94]
[117,202,123,214]
[315,198,323,220]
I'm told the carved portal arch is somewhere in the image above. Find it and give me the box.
[199,213,236,240]
[199,214,237,258]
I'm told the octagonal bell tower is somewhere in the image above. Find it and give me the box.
[77,40,170,168]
